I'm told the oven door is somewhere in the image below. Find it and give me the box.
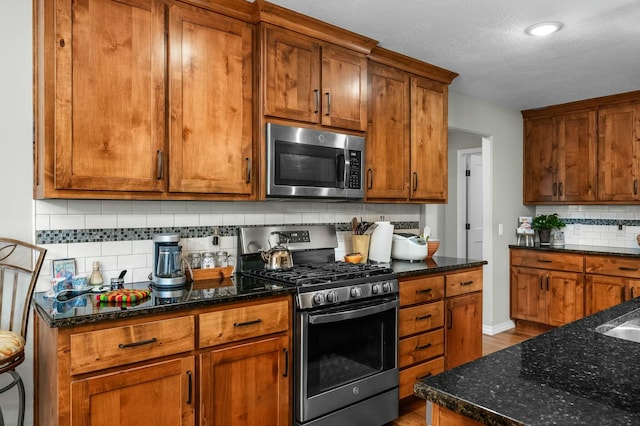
[266,123,364,199]
[296,296,398,423]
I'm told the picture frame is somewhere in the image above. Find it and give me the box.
[52,258,76,279]
[517,216,534,235]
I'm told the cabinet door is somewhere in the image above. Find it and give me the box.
[410,77,447,202]
[523,116,555,203]
[510,267,545,323]
[200,336,290,426]
[321,44,368,131]
[55,0,165,192]
[169,3,254,195]
[545,271,584,326]
[597,104,640,201]
[585,274,627,315]
[445,292,482,370]
[71,356,195,426]
[366,62,410,200]
[263,25,321,123]
[556,110,597,202]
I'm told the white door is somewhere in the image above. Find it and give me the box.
[466,153,483,260]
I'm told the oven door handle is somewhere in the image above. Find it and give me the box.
[308,299,398,324]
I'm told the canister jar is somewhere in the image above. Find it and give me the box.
[187,252,201,269]
[215,251,229,267]
[201,251,215,269]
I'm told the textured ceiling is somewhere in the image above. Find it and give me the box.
[267,0,640,111]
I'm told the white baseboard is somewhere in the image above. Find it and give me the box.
[482,320,515,336]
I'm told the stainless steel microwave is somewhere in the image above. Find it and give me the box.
[266,123,365,200]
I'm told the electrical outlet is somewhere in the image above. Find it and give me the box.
[574,223,582,235]
[617,223,625,237]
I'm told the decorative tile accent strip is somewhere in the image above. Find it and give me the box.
[560,218,640,226]
[36,221,420,245]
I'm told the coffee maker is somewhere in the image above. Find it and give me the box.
[152,233,186,288]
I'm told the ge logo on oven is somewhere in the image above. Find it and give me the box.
[352,387,359,395]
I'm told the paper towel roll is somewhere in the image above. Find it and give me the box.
[368,221,394,263]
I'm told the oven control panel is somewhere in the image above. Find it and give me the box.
[297,279,397,309]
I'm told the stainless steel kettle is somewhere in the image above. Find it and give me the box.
[260,232,294,271]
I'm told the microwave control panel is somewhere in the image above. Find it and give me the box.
[348,151,362,189]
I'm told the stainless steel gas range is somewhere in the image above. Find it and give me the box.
[238,225,399,426]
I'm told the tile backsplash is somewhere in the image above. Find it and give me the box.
[35,199,421,290]
[536,205,640,248]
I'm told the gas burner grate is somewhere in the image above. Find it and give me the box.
[249,262,393,286]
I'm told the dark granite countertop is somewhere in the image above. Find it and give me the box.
[391,256,487,278]
[509,244,640,257]
[33,275,297,328]
[415,298,640,425]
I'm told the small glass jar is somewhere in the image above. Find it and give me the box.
[187,252,202,269]
[201,251,215,269]
[215,251,229,267]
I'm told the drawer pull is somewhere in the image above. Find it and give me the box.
[118,337,157,349]
[234,319,263,328]
[415,343,432,350]
[619,267,639,271]
[283,348,289,377]
[537,259,552,263]
[416,288,432,294]
[417,372,432,381]
[187,370,193,405]
[460,281,474,286]
[415,314,432,321]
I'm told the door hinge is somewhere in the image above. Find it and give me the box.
[465,169,471,177]
[465,223,471,230]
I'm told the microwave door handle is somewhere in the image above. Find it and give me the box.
[337,152,347,189]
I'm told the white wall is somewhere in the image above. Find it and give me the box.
[447,91,532,334]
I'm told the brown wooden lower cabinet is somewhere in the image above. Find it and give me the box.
[397,267,483,400]
[35,295,292,426]
[430,403,484,426]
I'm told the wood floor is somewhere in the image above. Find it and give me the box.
[388,327,541,426]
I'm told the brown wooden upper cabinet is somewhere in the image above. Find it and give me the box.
[34,0,257,200]
[523,110,597,203]
[168,2,254,196]
[262,25,368,132]
[366,48,457,203]
[522,90,640,205]
[597,103,640,201]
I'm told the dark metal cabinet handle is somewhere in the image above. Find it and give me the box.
[234,318,262,327]
[186,371,193,404]
[460,281,474,286]
[119,337,157,349]
[413,172,418,191]
[540,276,543,290]
[417,372,432,381]
[635,179,638,195]
[416,288,432,294]
[559,182,563,196]
[313,89,320,113]
[415,314,432,321]
[325,92,331,116]
[367,169,373,189]
[447,308,453,329]
[619,267,639,271]
[245,157,251,184]
[283,348,289,377]
[552,182,557,196]
[546,276,550,291]
[537,259,552,263]
[156,150,163,179]
[416,343,432,351]
[59,39,66,47]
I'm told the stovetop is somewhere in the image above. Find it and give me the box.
[248,262,394,286]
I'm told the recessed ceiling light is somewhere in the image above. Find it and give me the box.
[525,22,563,37]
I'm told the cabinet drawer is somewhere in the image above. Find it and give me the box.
[399,357,444,399]
[585,255,640,279]
[399,329,444,368]
[199,299,289,348]
[399,275,445,307]
[445,269,483,297]
[399,301,444,337]
[70,316,195,375]
[511,249,583,272]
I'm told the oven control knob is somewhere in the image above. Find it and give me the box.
[350,287,362,298]
[382,282,391,293]
[326,291,338,303]
[313,293,325,305]
[372,284,380,294]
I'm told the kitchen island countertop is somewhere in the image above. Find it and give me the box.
[391,256,487,278]
[415,298,640,425]
[509,243,640,257]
